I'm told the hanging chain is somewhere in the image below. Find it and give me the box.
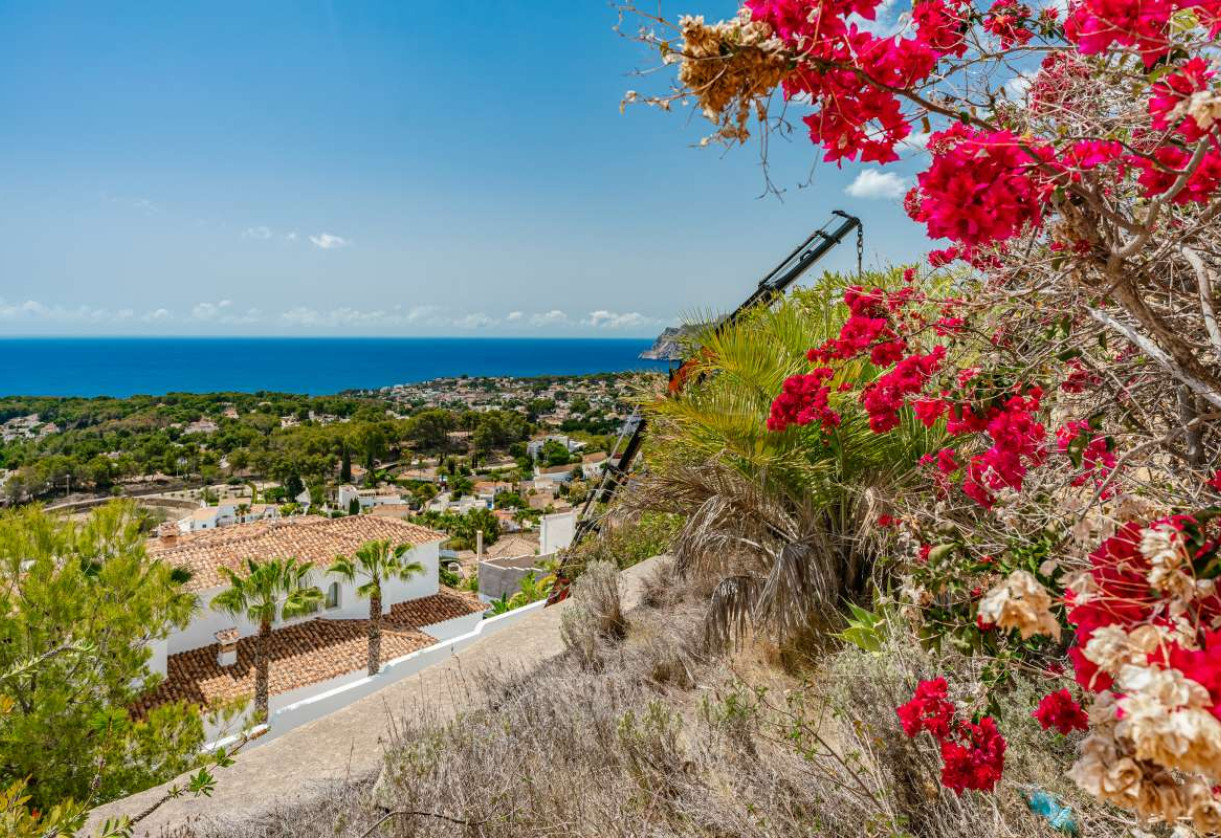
[856,222,864,280]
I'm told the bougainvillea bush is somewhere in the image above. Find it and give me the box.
[626,0,1221,830]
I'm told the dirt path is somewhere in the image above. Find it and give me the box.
[88,557,663,837]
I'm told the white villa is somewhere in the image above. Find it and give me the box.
[580,452,611,480]
[533,464,577,485]
[177,499,280,533]
[427,492,490,515]
[137,515,486,739]
[336,484,405,512]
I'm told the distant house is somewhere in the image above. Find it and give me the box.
[337,484,405,512]
[473,480,513,501]
[492,508,522,532]
[183,419,219,435]
[533,464,577,485]
[581,452,610,480]
[177,500,279,533]
[368,503,415,520]
[525,486,559,510]
[427,492,489,515]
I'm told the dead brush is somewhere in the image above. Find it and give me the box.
[560,560,627,669]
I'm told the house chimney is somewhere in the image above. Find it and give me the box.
[476,528,484,558]
[215,628,239,668]
[157,522,179,546]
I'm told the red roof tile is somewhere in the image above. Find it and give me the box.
[148,515,444,593]
[134,619,435,715]
[386,590,487,628]
[134,591,485,716]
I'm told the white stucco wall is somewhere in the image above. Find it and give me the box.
[167,541,442,655]
[540,510,577,555]
[240,603,541,749]
[417,611,481,642]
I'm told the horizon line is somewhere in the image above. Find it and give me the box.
[0,334,663,341]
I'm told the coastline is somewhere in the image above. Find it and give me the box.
[0,337,670,399]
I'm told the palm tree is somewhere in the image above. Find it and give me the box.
[211,557,322,721]
[329,539,425,675]
[509,571,555,609]
[629,269,945,648]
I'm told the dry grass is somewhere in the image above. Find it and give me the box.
[559,560,627,668]
[172,573,1131,838]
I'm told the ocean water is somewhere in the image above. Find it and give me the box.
[0,338,670,398]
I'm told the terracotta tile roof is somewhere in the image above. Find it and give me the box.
[148,516,445,593]
[386,589,487,628]
[184,507,221,521]
[134,618,436,715]
[453,532,541,563]
[368,504,414,519]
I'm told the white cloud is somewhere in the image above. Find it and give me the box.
[1005,73,1034,101]
[0,296,665,335]
[844,169,911,200]
[848,0,902,34]
[243,226,273,240]
[309,233,350,249]
[279,306,399,328]
[529,310,570,327]
[404,305,441,324]
[455,312,496,329]
[584,310,658,330]
[899,132,931,154]
[0,298,135,324]
[286,231,298,241]
[280,307,322,327]
[191,300,233,321]
[183,300,259,325]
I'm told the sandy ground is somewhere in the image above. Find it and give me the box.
[87,556,663,837]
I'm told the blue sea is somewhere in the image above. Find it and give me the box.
[0,338,670,398]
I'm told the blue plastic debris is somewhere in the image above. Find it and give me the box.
[1026,788,1079,835]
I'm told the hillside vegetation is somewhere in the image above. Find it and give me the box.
[170,558,1114,838]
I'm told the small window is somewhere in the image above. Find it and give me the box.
[325,582,340,610]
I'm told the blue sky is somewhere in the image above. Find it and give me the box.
[0,0,931,337]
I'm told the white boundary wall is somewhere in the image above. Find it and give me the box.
[204,602,545,748]
[540,510,576,556]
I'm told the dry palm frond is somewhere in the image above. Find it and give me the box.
[626,459,860,649]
